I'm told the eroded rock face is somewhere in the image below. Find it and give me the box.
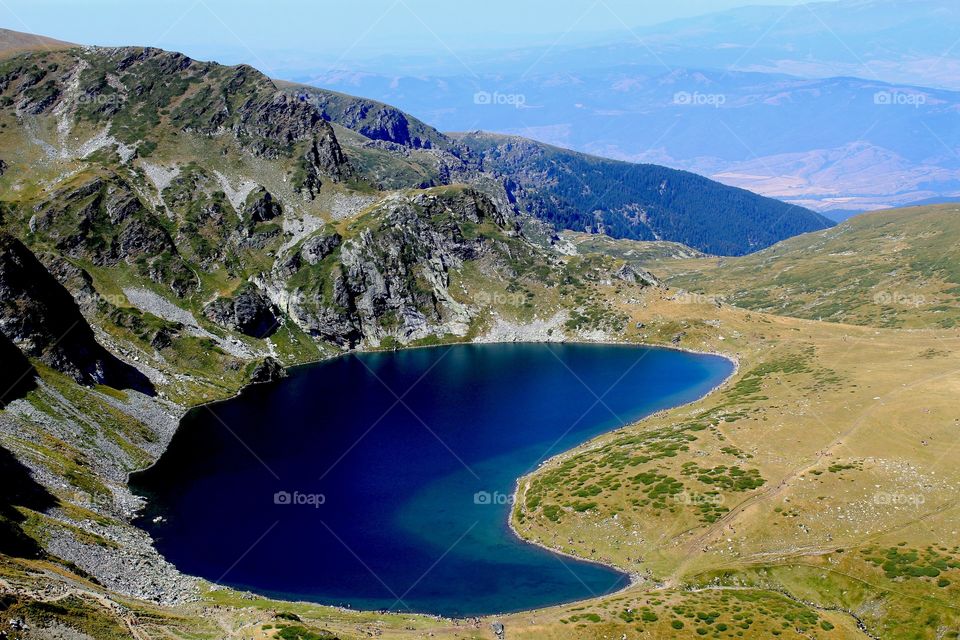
[301,232,342,265]
[38,253,98,311]
[0,232,153,393]
[283,189,516,348]
[0,46,353,186]
[29,172,192,295]
[243,186,282,223]
[295,129,350,199]
[203,284,280,339]
[249,357,286,384]
[301,87,447,150]
[616,263,661,288]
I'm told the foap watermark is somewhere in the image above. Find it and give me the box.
[274,491,326,508]
[674,91,727,108]
[285,291,329,312]
[673,291,725,306]
[873,91,927,108]
[70,291,131,308]
[873,291,927,307]
[474,490,515,506]
[873,492,925,507]
[78,93,126,106]
[673,492,726,507]
[474,291,526,307]
[474,90,527,109]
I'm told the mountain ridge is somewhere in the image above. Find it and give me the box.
[0,27,74,58]
[270,79,834,254]
[0,29,832,256]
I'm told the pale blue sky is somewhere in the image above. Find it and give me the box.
[1,0,811,69]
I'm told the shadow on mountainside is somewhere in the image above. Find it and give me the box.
[0,233,155,396]
[0,443,57,558]
[0,331,37,408]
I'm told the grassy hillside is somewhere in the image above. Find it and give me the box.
[0,28,73,58]
[562,230,706,264]
[665,205,960,328]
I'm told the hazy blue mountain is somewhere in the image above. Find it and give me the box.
[287,0,960,216]
[295,0,960,89]
[303,66,960,215]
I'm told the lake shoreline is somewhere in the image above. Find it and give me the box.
[126,334,739,619]
[503,344,739,606]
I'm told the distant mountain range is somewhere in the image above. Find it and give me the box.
[301,0,960,90]
[298,0,960,215]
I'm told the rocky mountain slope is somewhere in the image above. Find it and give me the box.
[0,40,675,605]
[455,132,832,255]
[0,231,152,392]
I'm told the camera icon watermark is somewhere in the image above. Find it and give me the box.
[274,491,326,508]
[674,91,726,108]
[474,91,527,109]
[872,291,927,307]
[873,91,926,108]
[474,490,515,506]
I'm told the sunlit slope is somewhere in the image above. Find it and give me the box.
[667,205,960,328]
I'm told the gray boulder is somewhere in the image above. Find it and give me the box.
[301,232,342,265]
[204,284,280,339]
[244,186,282,223]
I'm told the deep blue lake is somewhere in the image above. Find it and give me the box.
[131,343,732,616]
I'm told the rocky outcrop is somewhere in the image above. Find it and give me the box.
[243,186,282,222]
[29,172,192,294]
[301,87,447,150]
[295,129,350,199]
[284,189,515,348]
[616,263,661,288]
[249,357,286,384]
[301,232,342,265]
[0,47,352,187]
[0,232,154,393]
[203,283,280,339]
[37,253,99,311]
